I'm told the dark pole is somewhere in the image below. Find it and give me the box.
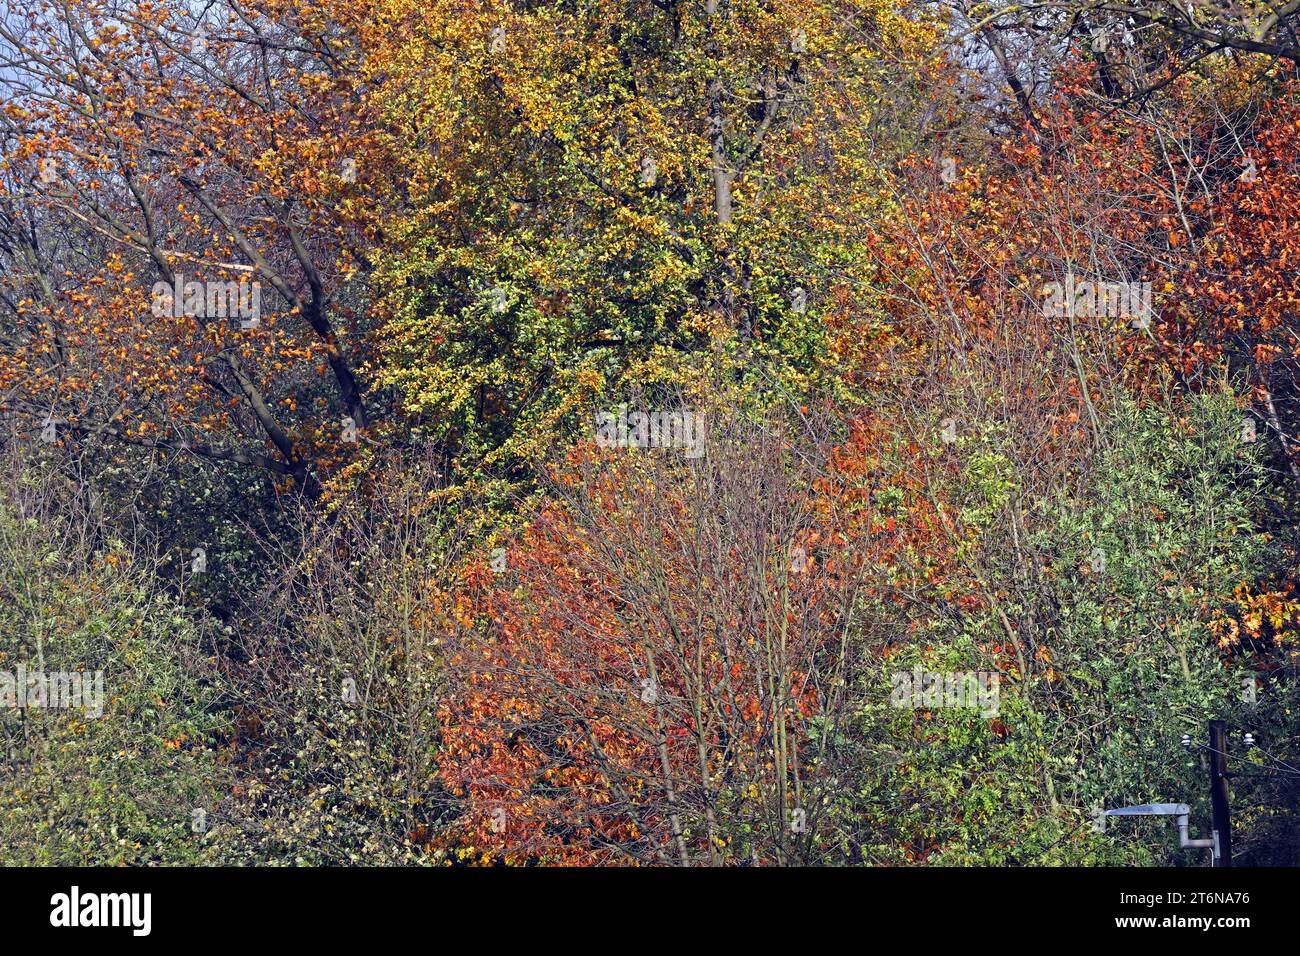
[1209,720,1233,867]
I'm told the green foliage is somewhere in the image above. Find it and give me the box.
[0,485,226,865]
[841,639,1082,866]
[836,391,1284,866]
[1031,392,1270,861]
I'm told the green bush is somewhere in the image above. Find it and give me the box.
[837,392,1284,865]
[0,475,227,865]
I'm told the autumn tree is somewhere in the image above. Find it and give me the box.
[361,0,942,482]
[0,0,380,497]
[435,394,961,864]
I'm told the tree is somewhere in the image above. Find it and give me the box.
[363,0,941,479]
[0,0,379,496]
[436,396,957,864]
